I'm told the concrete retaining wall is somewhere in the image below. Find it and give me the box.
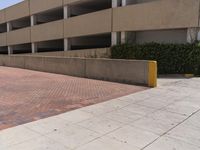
[0,55,157,87]
[28,48,111,58]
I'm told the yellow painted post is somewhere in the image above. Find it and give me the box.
[148,61,157,87]
[184,74,194,78]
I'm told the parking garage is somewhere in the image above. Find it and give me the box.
[123,0,157,5]
[69,34,111,50]
[9,17,30,31]
[0,23,7,33]
[0,0,195,55]
[36,39,64,53]
[32,34,111,52]
[34,7,64,25]
[68,0,111,17]
[0,46,8,54]
[11,43,32,54]
[123,29,188,44]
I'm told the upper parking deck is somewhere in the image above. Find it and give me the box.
[0,0,200,30]
[0,0,199,54]
[0,0,198,26]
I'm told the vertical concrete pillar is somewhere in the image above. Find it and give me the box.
[121,32,126,44]
[112,0,119,46]
[64,38,71,51]
[111,32,118,46]
[121,0,127,44]
[7,22,12,32]
[64,6,70,51]
[32,43,38,53]
[8,46,13,55]
[7,22,12,55]
[112,0,118,8]
[64,5,70,19]
[31,15,38,53]
[31,15,37,26]
[122,0,127,6]
[187,28,200,43]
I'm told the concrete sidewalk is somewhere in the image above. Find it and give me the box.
[0,77,200,150]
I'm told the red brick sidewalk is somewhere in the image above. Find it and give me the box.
[0,66,147,130]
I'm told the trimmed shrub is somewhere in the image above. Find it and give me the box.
[111,43,200,75]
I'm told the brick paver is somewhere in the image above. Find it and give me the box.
[0,66,147,130]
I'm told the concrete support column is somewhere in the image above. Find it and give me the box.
[64,38,71,51]
[111,32,118,46]
[32,43,38,53]
[7,23,13,55]
[187,28,200,43]
[122,0,127,6]
[64,5,70,19]
[8,46,13,55]
[7,22,12,32]
[112,0,119,46]
[31,15,37,53]
[64,6,71,51]
[112,0,118,8]
[121,32,126,44]
[121,0,127,44]
[31,15,37,26]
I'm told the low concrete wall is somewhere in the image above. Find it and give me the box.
[28,48,111,58]
[86,59,148,85]
[0,55,157,87]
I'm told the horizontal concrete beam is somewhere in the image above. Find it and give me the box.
[7,27,31,45]
[30,0,63,15]
[113,0,199,32]
[64,9,112,38]
[5,1,30,22]
[29,48,111,58]
[31,20,64,42]
[0,55,157,87]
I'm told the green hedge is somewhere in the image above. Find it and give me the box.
[111,43,200,75]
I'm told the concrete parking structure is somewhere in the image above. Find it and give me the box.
[0,0,200,54]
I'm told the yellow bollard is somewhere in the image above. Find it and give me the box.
[148,61,157,87]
